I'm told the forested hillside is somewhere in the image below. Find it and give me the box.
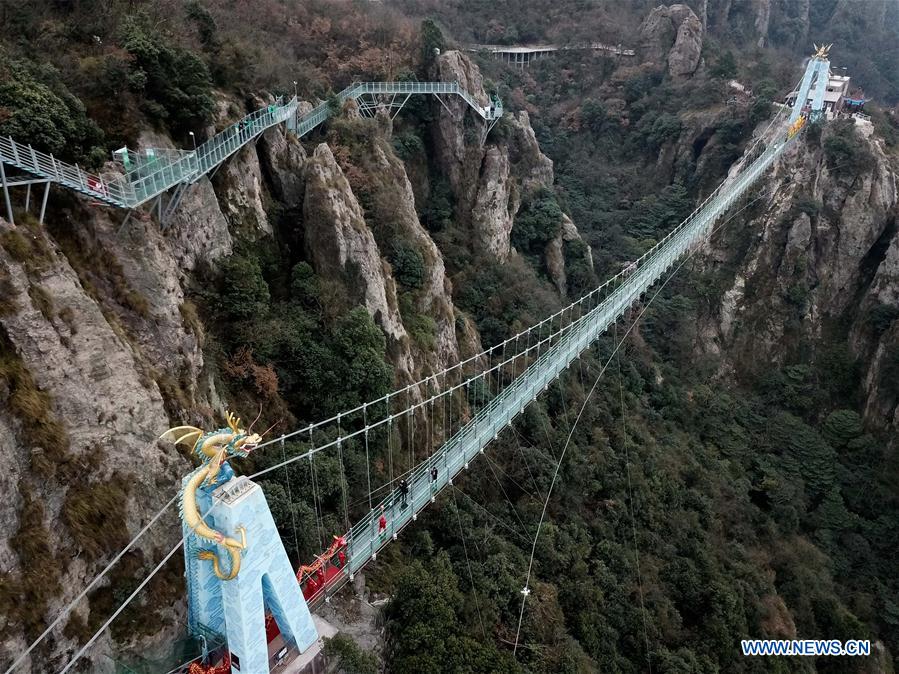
[0,1,897,673]
[395,0,899,104]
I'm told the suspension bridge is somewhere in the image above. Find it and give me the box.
[0,81,501,227]
[1,48,835,674]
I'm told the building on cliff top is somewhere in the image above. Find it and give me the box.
[785,69,854,118]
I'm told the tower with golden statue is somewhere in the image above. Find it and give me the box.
[162,412,318,673]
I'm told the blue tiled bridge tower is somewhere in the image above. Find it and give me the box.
[184,475,318,673]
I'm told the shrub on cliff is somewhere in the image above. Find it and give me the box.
[119,13,214,135]
[0,51,104,165]
[823,120,874,177]
[217,254,270,320]
[420,19,446,67]
[390,241,426,289]
[512,188,563,256]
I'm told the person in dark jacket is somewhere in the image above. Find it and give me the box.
[399,478,409,507]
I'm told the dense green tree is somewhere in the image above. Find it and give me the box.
[217,254,270,321]
[711,51,738,79]
[324,634,378,674]
[512,188,563,256]
[581,99,608,134]
[119,13,214,134]
[823,120,874,176]
[822,410,863,448]
[420,178,455,232]
[0,52,104,164]
[386,553,517,673]
[420,19,446,67]
[390,241,426,289]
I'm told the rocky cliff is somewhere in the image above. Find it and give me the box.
[699,118,899,432]
[640,4,704,78]
[430,51,592,286]
[0,50,588,670]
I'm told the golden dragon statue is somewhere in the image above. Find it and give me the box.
[813,43,832,60]
[161,411,265,581]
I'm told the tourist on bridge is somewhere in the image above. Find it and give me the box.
[400,478,409,507]
[430,466,438,489]
[378,505,387,538]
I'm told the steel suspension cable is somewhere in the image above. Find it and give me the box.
[2,494,178,674]
[309,428,325,552]
[364,404,373,511]
[281,437,302,565]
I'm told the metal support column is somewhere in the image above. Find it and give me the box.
[0,161,14,225]
[39,181,50,224]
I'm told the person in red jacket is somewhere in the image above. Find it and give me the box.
[378,504,387,538]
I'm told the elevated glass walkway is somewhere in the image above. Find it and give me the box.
[0,81,500,216]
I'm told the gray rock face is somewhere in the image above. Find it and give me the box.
[214,142,271,236]
[640,4,704,77]
[302,143,414,381]
[545,215,594,294]
[668,11,703,77]
[259,126,306,205]
[640,6,679,62]
[430,51,491,210]
[472,147,517,261]
[0,217,186,669]
[164,177,233,272]
[430,50,590,283]
[365,143,461,376]
[508,111,555,191]
[707,0,809,49]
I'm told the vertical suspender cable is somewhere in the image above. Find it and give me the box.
[309,426,324,551]
[388,415,395,490]
[336,413,351,535]
[407,386,413,471]
[281,436,301,564]
[364,403,373,511]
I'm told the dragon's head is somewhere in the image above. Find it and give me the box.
[223,411,262,458]
[161,408,272,465]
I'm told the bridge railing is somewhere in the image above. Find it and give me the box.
[3,82,501,216]
[0,135,132,206]
[194,96,298,177]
